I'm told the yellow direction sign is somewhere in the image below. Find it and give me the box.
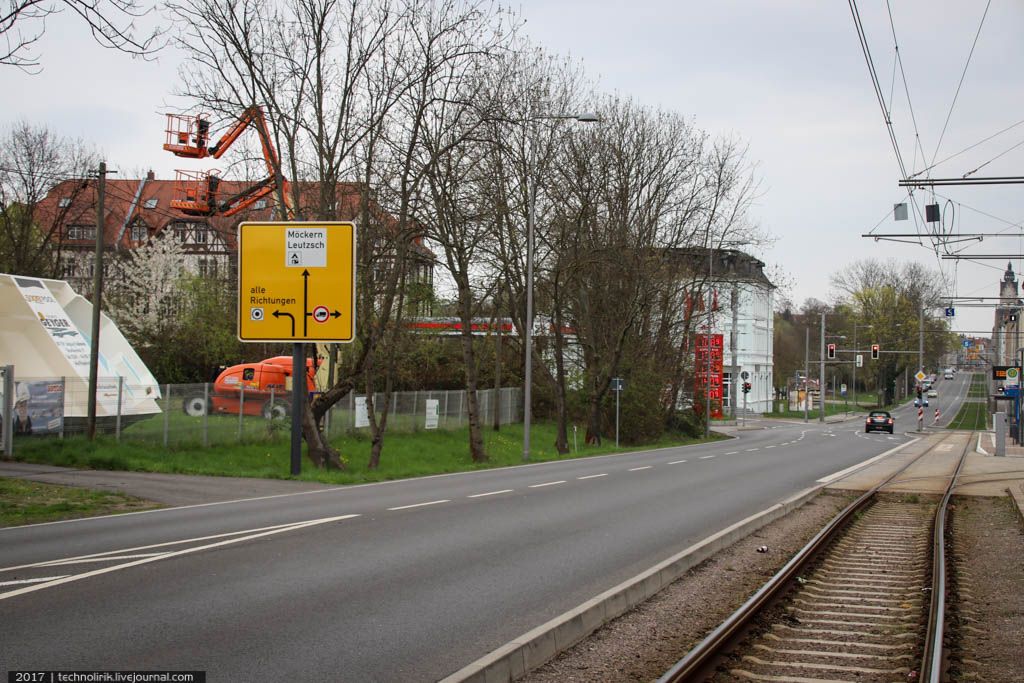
[238,222,356,342]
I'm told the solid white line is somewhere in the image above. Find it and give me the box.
[467,490,513,498]
[0,575,70,587]
[388,500,450,511]
[628,466,652,471]
[667,460,687,465]
[0,514,360,601]
[33,553,167,567]
[577,473,607,480]
[0,518,355,574]
[699,455,716,460]
[529,481,566,488]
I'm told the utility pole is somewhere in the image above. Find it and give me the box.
[919,306,924,379]
[86,161,114,440]
[804,326,809,423]
[819,312,826,423]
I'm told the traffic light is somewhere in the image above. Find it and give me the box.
[871,343,880,360]
[742,382,751,394]
[827,343,836,360]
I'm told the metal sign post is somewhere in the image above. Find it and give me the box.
[2,365,13,457]
[611,377,625,447]
[237,221,357,475]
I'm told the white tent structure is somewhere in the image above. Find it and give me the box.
[0,273,161,432]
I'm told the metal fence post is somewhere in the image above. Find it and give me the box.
[59,376,66,440]
[413,390,419,431]
[2,365,13,457]
[444,390,450,429]
[116,376,123,442]
[349,389,355,429]
[163,383,170,448]
[238,385,245,441]
[202,382,209,447]
[269,386,275,426]
[458,390,464,427]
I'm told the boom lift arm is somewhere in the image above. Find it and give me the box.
[162,106,292,217]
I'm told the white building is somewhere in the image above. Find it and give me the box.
[677,248,775,415]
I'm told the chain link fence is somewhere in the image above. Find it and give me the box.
[0,370,522,449]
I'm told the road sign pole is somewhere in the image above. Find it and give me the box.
[615,386,620,448]
[291,342,303,475]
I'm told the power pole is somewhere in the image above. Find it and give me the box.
[819,312,826,423]
[86,161,114,440]
[804,326,809,423]
[730,286,738,420]
[919,306,924,378]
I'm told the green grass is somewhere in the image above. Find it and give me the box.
[0,477,161,527]
[967,373,988,398]
[947,400,989,431]
[9,422,726,485]
[765,401,888,420]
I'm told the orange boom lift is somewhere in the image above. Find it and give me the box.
[163,105,292,217]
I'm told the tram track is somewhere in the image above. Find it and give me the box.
[658,430,972,683]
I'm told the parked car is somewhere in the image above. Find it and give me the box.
[865,410,895,434]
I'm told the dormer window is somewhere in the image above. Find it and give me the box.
[144,198,158,209]
[58,198,71,208]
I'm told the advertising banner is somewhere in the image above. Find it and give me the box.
[694,333,724,419]
[10,379,65,436]
[425,399,439,429]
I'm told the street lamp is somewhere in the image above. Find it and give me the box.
[523,112,600,462]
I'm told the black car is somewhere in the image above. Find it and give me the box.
[865,410,894,434]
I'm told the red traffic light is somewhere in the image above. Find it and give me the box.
[871,344,880,360]
[827,343,836,359]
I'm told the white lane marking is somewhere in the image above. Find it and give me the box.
[0,518,351,574]
[31,553,166,567]
[529,481,567,488]
[628,466,652,471]
[668,460,687,464]
[0,514,360,601]
[577,473,608,480]
[765,445,776,449]
[388,500,450,511]
[699,455,716,460]
[725,451,739,455]
[0,576,70,587]
[467,490,513,498]
[745,448,759,452]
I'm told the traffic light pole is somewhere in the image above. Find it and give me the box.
[819,313,826,423]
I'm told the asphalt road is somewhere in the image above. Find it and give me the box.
[0,372,971,682]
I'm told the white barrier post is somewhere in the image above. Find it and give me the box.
[163,384,171,447]
[116,377,123,441]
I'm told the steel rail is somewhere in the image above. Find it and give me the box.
[921,435,971,682]
[657,431,965,683]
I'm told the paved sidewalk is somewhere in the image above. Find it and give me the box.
[0,460,335,507]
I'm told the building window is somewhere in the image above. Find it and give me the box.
[254,199,267,209]
[131,223,148,242]
[143,198,158,209]
[198,258,218,279]
[194,228,207,244]
[66,225,96,241]
[58,197,72,208]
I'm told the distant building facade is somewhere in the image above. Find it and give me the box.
[992,262,1021,367]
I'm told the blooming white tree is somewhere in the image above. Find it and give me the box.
[106,230,186,348]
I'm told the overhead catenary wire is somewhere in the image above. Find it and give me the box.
[909,117,1024,179]
[929,0,992,168]
[884,0,928,174]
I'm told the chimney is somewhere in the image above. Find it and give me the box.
[146,170,155,181]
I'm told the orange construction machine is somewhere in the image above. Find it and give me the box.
[163,105,293,217]
[182,356,318,419]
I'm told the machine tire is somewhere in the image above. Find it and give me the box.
[182,395,208,417]
[262,399,289,420]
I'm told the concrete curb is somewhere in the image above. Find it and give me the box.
[440,485,823,683]
[1007,485,1024,528]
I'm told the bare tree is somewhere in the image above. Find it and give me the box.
[1,0,161,70]
[0,121,97,276]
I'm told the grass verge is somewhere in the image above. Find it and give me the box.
[8,422,727,485]
[0,477,161,527]
[947,400,990,431]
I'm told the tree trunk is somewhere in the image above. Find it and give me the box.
[459,325,487,462]
[302,401,344,469]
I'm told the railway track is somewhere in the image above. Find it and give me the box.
[658,431,972,683]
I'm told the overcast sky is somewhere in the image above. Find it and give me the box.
[2,1,1021,337]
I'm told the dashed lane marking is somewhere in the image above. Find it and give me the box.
[529,481,567,488]
[725,451,739,455]
[577,473,608,480]
[765,445,776,449]
[745,448,759,452]
[668,460,687,464]
[700,455,716,460]
[467,490,513,498]
[628,466,652,471]
[388,500,449,511]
